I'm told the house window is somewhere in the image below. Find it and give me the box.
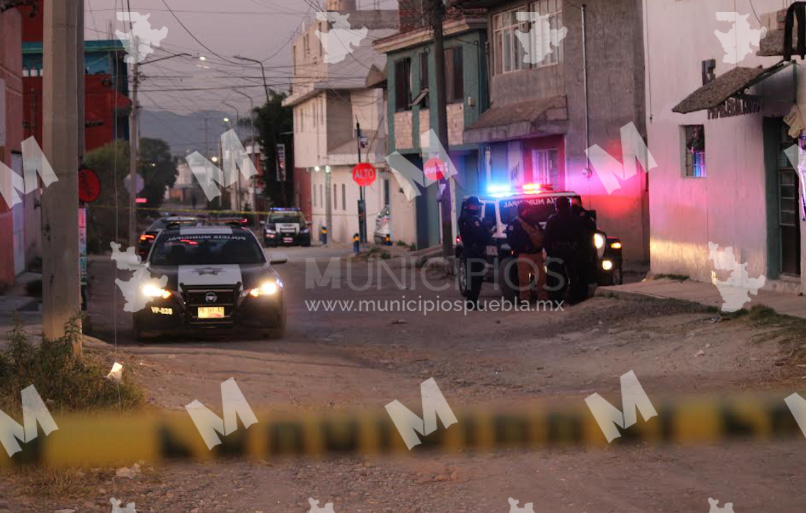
[683,125,706,178]
[529,0,564,67]
[493,8,527,75]
[530,148,559,187]
[313,182,318,207]
[395,58,412,111]
[419,52,429,109]
[383,178,390,205]
[333,184,338,210]
[444,47,464,103]
[341,183,346,211]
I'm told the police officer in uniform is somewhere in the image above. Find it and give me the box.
[458,196,491,310]
[571,197,597,302]
[543,196,582,304]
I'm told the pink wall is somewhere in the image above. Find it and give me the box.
[0,7,23,288]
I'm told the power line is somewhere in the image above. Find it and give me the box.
[159,0,245,66]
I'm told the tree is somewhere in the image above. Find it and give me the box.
[85,140,130,253]
[254,90,293,207]
[137,137,178,209]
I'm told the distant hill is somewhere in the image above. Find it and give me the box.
[140,109,255,157]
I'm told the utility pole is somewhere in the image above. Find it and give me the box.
[128,50,139,246]
[223,103,241,211]
[430,0,453,258]
[356,121,366,244]
[234,55,270,104]
[234,89,258,217]
[128,52,191,242]
[41,0,82,349]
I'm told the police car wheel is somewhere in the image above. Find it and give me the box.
[612,267,623,286]
[132,316,154,342]
[457,259,468,297]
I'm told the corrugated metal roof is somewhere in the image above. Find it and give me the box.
[463,96,568,144]
[671,64,788,114]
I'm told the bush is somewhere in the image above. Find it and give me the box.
[0,317,144,413]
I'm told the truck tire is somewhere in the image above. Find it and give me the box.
[457,258,468,298]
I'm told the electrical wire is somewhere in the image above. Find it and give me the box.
[159,0,246,65]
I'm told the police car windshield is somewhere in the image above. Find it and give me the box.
[499,197,560,225]
[268,212,305,224]
[149,233,265,266]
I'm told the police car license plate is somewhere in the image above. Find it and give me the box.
[283,237,293,243]
[198,306,224,319]
[486,245,498,256]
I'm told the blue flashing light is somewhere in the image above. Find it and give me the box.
[487,184,513,197]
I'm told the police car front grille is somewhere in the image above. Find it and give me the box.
[183,287,238,306]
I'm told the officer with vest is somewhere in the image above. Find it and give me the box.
[543,196,583,304]
[458,196,491,310]
[505,202,548,303]
[571,196,597,302]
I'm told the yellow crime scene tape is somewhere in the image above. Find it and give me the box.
[1,394,802,468]
[86,204,385,219]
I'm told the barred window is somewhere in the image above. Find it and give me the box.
[683,125,706,178]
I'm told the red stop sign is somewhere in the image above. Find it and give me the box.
[352,162,376,187]
[424,157,446,181]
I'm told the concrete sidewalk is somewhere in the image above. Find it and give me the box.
[597,278,806,319]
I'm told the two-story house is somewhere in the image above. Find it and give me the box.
[643,1,805,293]
[456,0,649,263]
[375,5,489,249]
[284,0,413,245]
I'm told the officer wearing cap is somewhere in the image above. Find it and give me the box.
[543,196,583,304]
[458,196,491,310]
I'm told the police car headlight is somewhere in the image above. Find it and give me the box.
[248,279,282,297]
[602,259,614,271]
[142,284,172,299]
[593,233,605,249]
[611,241,622,249]
[300,227,310,234]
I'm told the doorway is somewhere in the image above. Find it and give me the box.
[778,124,801,276]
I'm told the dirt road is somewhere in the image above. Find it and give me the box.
[3,247,805,512]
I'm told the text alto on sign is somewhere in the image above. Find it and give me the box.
[352,162,376,187]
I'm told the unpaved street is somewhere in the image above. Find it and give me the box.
[4,247,806,512]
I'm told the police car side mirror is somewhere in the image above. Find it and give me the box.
[270,254,289,265]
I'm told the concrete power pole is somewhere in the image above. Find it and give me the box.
[41,0,83,350]
[430,0,453,258]
[128,53,139,246]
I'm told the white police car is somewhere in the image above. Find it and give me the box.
[262,208,312,247]
[455,183,624,300]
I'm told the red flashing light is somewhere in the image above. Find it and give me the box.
[135,198,147,204]
[139,234,155,242]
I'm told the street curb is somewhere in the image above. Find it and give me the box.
[593,286,714,310]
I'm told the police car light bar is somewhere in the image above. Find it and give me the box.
[487,183,549,197]
[487,184,513,197]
